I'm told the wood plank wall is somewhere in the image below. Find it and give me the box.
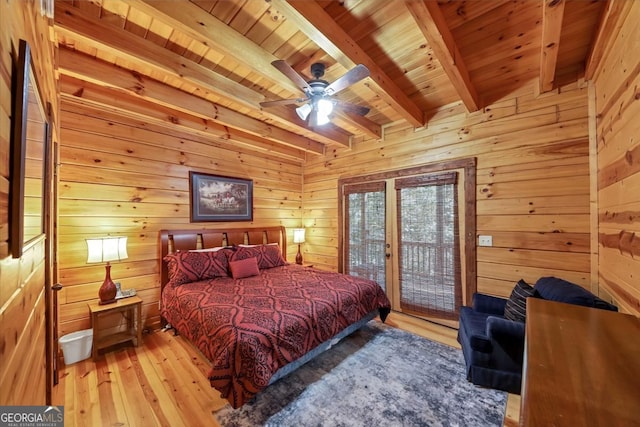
[56,101,304,335]
[0,1,57,405]
[303,82,592,300]
[43,0,640,350]
[593,2,640,315]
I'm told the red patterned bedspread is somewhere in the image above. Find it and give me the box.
[161,264,390,408]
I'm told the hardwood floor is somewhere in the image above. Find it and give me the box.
[52,312,520,426]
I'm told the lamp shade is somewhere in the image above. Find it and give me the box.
[86,237,128,263]
[316,112,331,126]
[293,228,306,244]
[317,98,334,116]
[296,103,312,120]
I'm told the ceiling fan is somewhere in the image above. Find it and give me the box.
[260,60,371,127]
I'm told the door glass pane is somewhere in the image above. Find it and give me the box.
[397,180,461,319]
[346,190,386,292]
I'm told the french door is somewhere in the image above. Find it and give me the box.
[339,159,476,325]
[344,182,387,292]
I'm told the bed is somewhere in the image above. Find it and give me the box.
[159,226,391,408]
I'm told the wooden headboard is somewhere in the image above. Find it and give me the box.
[159,226,287,290]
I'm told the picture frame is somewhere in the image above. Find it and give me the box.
[10,39,50,258]
[189,172,253,222]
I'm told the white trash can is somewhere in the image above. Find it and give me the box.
[59,329,93,365]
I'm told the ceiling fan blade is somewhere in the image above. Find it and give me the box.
[272,60,311,93]
[334,99,370,116]
[260,98,307,108]
[325,64,370,96]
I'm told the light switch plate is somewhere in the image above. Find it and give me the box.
[478,235,493,247]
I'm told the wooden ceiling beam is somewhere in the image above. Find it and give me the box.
[333,111,383,140]
[54,3,263,109]
[118,0,302,94]
[585,0,634,80]
[119,0,358,144]
[404,0,480,113]
[57,48,324,154]
[539,0,566,93]
[59,75,307,160]
[54,2,347,147]
[270,0,424,128]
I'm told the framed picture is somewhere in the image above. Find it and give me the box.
[10,39,50,258]
[189,172,253,222]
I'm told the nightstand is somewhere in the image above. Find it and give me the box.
[88,295,142,360]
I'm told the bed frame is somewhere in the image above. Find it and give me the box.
[158,225,384,398]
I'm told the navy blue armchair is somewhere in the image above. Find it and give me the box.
[458,293,525,394]
[457,277,617,394]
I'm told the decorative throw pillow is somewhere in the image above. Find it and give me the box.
[230,244,287,269]
[164,248,231,286]
[533,276,617,311]
[503,279,536,322]
[229,257,260,279]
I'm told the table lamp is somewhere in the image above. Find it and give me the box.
[293,228,305,265]
[86,236,128,305]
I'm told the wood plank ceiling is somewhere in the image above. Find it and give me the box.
[54,0,607,160]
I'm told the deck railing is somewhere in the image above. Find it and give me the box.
[349,239,457,314]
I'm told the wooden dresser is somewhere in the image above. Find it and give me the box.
[520,298,640,426]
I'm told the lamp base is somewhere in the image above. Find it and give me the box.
[98,263,118,305]
[295,244,303,265]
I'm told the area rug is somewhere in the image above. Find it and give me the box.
[214,321,506,426]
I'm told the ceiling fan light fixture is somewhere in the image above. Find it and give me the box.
[266,60,371,128]
[296,103,312,120]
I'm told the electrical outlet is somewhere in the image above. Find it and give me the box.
[478,235,493,247]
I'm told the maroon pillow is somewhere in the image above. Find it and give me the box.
[229,257,260,279]
[164,249,231,285]
[230,245,287,269]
